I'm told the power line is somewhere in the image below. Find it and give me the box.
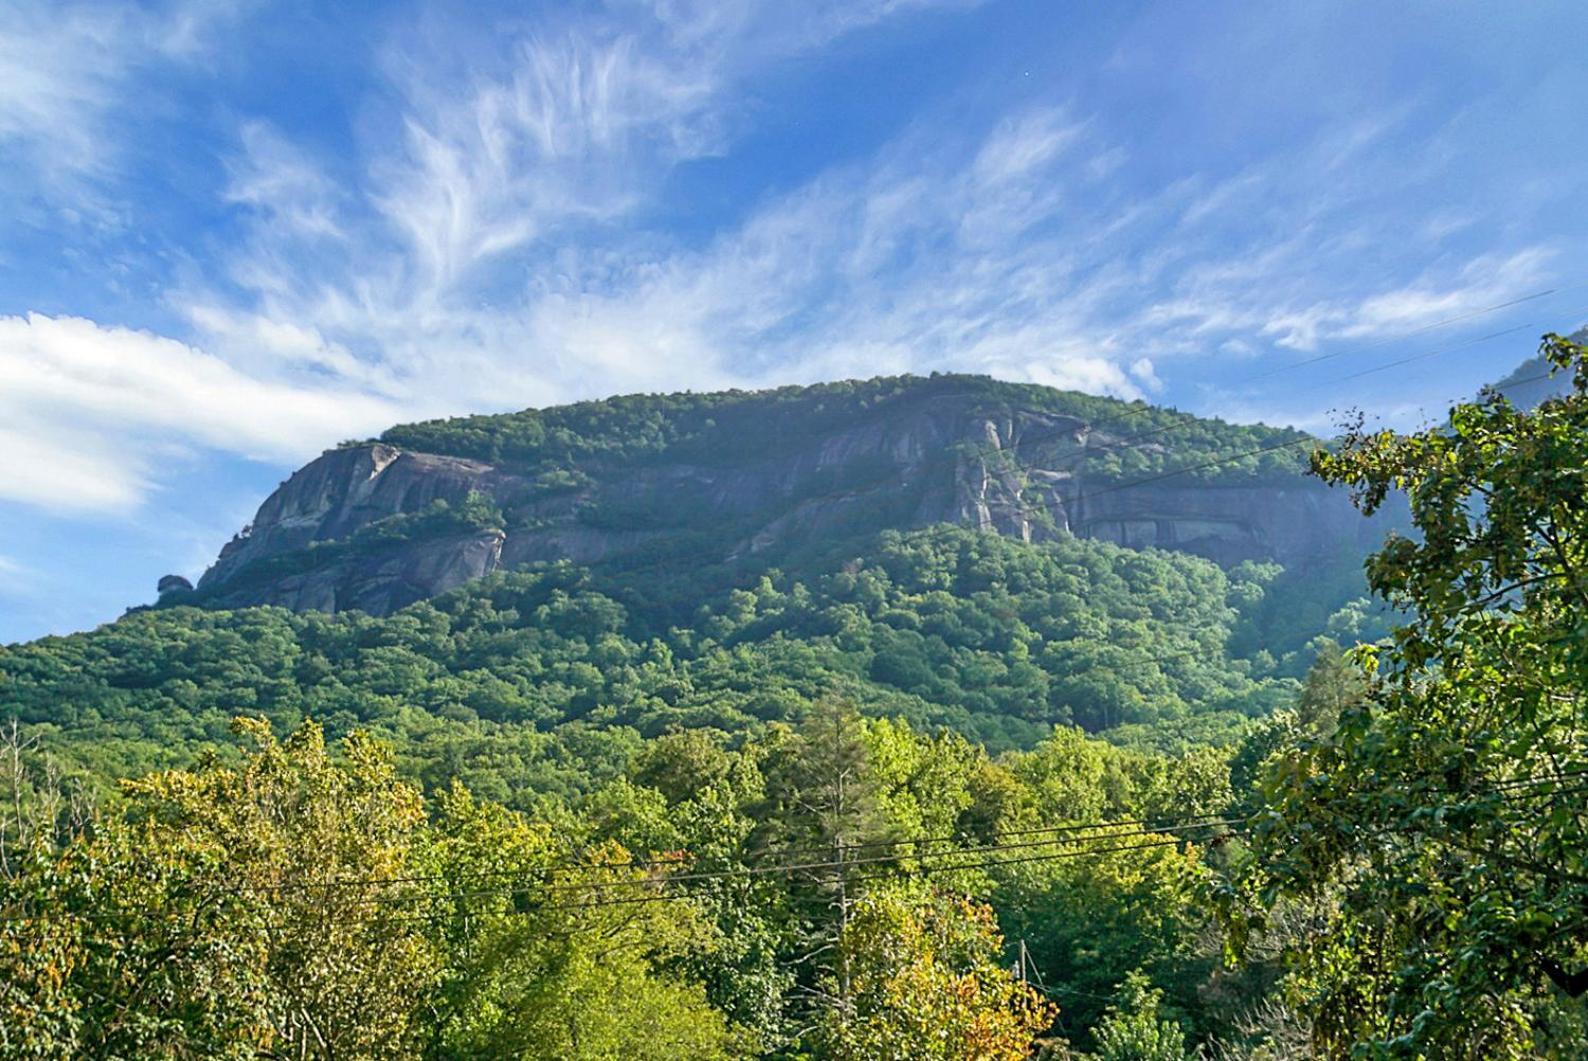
[413,817,1247,903]
[0,831,1225,926]
[0,812,1245,924]
[221,811,1240,898]
[310,832,1236,927]
[513,773,1588,915]
[323,810,1251,894]
[422,769,1588,910]
[351,772,1588,919]
[11,766,1587,925]
[1331,321,1539,384]
[544,834,1221,916]
[274,817,1248,914]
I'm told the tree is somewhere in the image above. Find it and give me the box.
[1086,970,1194,1061]
[149,718,443,1057]
[819,884,1055,1060]
[1241,334,1588,1056]
[1011,726,1110,823]
[1,717,441,1058]
[417,784,739,1059]
[996,838,1208,1044]
[1227,641,1366,807]
[1,720,262,1059]
[754,697,893,1041]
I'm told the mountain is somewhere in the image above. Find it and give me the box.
[180,374,1382,617]
[1491,326,1588,410]
[4,372,1398,802]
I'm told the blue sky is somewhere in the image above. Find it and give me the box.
[2,0,1586,643]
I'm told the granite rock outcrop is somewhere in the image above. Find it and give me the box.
[193,381,1390,615]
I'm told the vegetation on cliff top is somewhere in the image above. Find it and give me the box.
[377,372,1312,485]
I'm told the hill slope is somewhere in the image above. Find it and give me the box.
[1492,326,1588,409]
[4,525,1320,800]
[184,374,1375,616]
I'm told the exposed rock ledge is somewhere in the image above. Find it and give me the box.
[193,394,1390,616]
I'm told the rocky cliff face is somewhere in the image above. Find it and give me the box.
[191,383,1389,615]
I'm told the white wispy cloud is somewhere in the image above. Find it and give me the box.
[0,314,399,512]
[2,0,992,515]
[188,69,1563,440]
[0,0,251,188]
[372,34,715,293]
[226,122,346,240]
[1339,248,1555,339]
[179,1,1017,411]
[0,4,121,179]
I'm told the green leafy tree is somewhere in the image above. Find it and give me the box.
[417,784,739,1059]
[1,717,441,1059]
[1086,970,1194,1061]
[754,697,894,1042]
[1228,641,1366,807]
[180,718,442,1057]
[997,838,1208,1043]
[819,884,1055,1060]
[1242,334,1588,1056]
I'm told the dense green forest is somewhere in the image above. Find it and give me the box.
[1,525,1372,803]
[2,336,1585,1058]
[1,703,1236,1057]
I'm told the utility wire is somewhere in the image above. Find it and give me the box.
[247,810,1239,894]
[0,814,1244,924]
[240,817,1246,915]
[11,768,1587,925]
[268,833,1236,928]
[14,772,1573,925]
[443,773,1588,916]
[381,817,1247,905]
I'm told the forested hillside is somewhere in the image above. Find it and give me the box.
[3,525,1367,800]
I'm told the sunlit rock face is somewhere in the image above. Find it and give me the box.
[193,379,1393,616]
